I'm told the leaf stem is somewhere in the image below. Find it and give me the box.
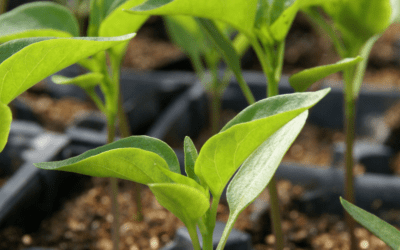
[187,221,202,250]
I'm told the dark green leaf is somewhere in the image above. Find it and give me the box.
[340,198,400,249]
[0,2,79,42]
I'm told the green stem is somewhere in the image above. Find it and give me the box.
[187,221,202,250]
[0,0,7,14]
[203,195,221,250]
[107,118,119,250]
[86,87,107,114]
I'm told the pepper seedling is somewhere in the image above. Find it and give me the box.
[165,15,250,134]
[289,1,399,248]
[35,88,330,250]
[126,1,357,247]
[0,1,152,248]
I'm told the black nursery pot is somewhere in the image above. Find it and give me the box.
[146,71,400,249]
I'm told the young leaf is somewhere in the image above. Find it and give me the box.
[322,0,392,43]
[149,183,210,226]
[0,102,12,152]
[0,33,135,105]
[0,2,79,43]
[184,136,200,184]
[195,88,330,197]
[196,18,255,104]
[36,135,180,174]
[217,112,308,250]
[164,16,206,74]
[99,0,149,58]
[128,0,258,37]
[340,198,400,249]
[289,56,363,92]
[52,72,104,89]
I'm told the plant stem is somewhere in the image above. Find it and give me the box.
[187,221,202,250]
[107,118,120,250]
[344,95,357,250]
[202,195,221,250]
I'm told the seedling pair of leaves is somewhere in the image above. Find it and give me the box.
[35,88,330,250]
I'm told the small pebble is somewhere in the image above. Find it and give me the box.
[21,234,32,245]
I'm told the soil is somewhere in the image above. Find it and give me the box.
[1,12,400,250]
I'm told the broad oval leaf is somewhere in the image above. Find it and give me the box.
[217,112,308,250]
[36,135,180,174]
[149,183,210,225]
[0,2,79,43]
[35,148,174,184]
[129,0,258,37]
[52,72,105,89]
[0,33,135,105]
[195,88,330,197]
[184,136,200,184]
[0,102,12,152]
[289,56,363,92]
[340,198,400,249]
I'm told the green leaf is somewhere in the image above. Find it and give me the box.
[88,0,104,36]
[390,0,400,23]
[0,2,79,43]
[164,16,206,69]
[195,88,330,197]
[36,147,174,184]
[35,135,180,174]
[289,56,363,92]
[52,72,104,89]
[217,112,308,250]
[323,0,392,43]
[196,18,255,104]
[0,33,135,105]
[149,183,210,225]
[0,102,12,152]
[99,0,149,58]
[340,198,400,249]
[128,0,258,37]
[184,136,200,184]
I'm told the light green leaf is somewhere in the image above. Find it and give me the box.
[0,2,79,43]
[289,56,363,92]
[184,136,200,184]
[0,33,135,105]
[35,135,180,174]
[128,0,258,37]
[99,0,149,58]
[196,18,255,104]
[149,183,210,225]
[36,147,174,184]
[88,0,104,36]
[165,16,206,69]
[323,0,392,43]
[340,198,400,249]
[0,102,12,152]
[195,88,330,197]
[390,0,400,23]
[52,72,104,89]
[217,112,308,250]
